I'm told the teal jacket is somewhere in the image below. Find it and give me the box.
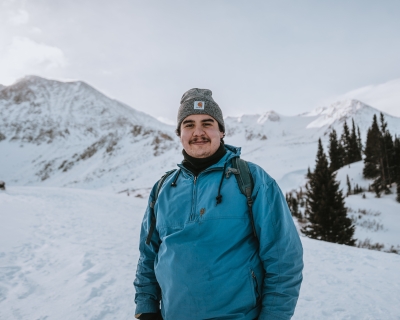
[134,145,303,320]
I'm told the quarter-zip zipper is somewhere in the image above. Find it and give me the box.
[184,167,224,221]
[190,175,197,221]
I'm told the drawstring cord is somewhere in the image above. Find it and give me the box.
[174,164,227,204]
[216,163,227,205]
[171,169,181,187]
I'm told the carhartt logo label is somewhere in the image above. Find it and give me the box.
[194,101,205,110]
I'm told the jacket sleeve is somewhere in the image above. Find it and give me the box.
[134,184,162,315]
[253,179,303,320]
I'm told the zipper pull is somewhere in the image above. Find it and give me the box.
[194,176,197,185]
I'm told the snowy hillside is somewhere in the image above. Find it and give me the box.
[334,162,400,252]
[0,76,180,191]
[302,99,400,132]
[1,76,400,193]
[286,158,400,254]
[334,78,400,118]
[225,99,400,192]
[1,187,399,319]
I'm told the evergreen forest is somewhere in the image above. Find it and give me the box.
[286,112,400,247]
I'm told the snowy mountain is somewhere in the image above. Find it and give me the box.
[1,77,400,319]
[225,99,400,193]
[0,76,179,191]
[1,76,400,193]
[302,99,400,133]
[333,78,400,117]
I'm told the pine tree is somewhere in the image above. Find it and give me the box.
[382,131,394,186]
[292,197,299,218]
[350,119,362,162]
[372,177,382,198]
[394,136,400,203]
[346,175,351,196]
[397,184,400,203]
[329,129,344,172]
[302,139,356,245]
[379,113,395,187]
[357,125,363,154]
[394,136,400,177]
[363,114,381,179]
[306,166,312,179]
[341,121,352,165]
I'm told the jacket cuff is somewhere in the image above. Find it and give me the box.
[135,301,160,315]
[258,310,290,320]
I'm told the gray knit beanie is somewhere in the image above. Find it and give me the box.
[176,88,225,135]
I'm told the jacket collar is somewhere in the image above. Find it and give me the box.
[178,144,241,173]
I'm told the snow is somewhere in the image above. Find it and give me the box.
[1,76,400,194]
[305,100,372,128]
[334,161,400,252]
[1,187,400,319]
[294,237,400,319]
[0,76,180,191]
[334,78,400,118]
[0,187,143,319]
[1,75,400,318]
[346,190,400,251]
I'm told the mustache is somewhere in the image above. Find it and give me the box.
[189,136,210,144]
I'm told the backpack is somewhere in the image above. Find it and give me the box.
[145,157,258,245]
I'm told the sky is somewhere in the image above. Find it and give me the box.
[1,0,400,123]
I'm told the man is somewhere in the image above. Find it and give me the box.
[134,88,303,320]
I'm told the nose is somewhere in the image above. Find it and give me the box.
[193,125,205,136]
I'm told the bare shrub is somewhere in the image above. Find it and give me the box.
[357,238,384,251]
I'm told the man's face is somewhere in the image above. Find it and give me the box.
[180,114,224,158]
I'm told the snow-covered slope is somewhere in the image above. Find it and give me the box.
[0,76,180,191]
[1,187,399,319]
[287,159,400,253]
[1,76,400,193]
[334,78,400,118]
[302,99,400,133]
[224,99,400,192]
[335,161,400,252]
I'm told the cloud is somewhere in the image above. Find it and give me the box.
[8,9,29,26]
[29,27,42,35]
[0,37,67,85]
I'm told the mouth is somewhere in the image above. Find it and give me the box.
[189,137,210,145]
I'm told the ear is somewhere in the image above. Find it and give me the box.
[219,131,224,139]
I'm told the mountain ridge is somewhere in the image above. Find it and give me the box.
[1,75,399,191]
[0,76,178,190]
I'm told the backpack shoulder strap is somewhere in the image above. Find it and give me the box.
[145,169,177,245]
[231,158,259,243]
